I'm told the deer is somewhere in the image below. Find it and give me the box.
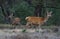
[12,17,21,25]
[25,11,52,30]
[8,13,21,29]
[11,17,21,29]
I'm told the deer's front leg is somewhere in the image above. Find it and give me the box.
[36,23,41,32]
[26,22,31,28]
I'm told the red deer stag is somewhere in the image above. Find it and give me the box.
[25,11,52,28]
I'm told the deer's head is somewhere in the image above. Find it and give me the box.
[44,11,52,22]
[47,11,52,17]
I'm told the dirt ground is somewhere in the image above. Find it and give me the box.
[0,28,60,39]
[0,24,60,39]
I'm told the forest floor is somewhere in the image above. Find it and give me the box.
[0,24,60,39]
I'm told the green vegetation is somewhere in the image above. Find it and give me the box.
[0,0,60,26]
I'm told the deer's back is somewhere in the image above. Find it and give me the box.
[26,17,45,24]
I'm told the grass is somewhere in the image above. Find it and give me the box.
[0,24,13,29]
[41,25,56,29]
[0,24,57,29]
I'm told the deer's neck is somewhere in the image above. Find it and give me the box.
[44,16,50,22]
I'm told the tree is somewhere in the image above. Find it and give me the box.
[0,0,14,24]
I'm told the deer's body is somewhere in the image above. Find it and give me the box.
[12,17,21,25]
[26,16,45,25]
[25,11,52,28]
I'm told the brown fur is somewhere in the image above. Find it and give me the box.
[25,11,52,27]
[26,16,45,25]
[12,17,21,25]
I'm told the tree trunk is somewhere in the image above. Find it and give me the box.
[34,0,43,17]
[0,0,14,24]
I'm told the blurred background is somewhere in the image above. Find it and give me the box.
[0,0,60,27]
[0,0,60,39]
